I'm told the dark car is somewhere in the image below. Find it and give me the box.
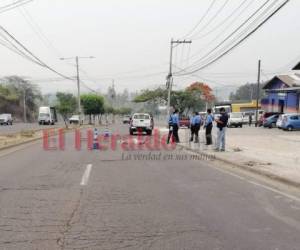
[258,112,280,127]
[263,114,280,128]
[179,116,190,128]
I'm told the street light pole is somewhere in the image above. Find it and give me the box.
[60,56,95,121]
[166,39,192,124]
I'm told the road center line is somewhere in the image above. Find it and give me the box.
[80,164,93,186]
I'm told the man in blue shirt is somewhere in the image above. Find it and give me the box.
[204,109,214,145]
[167,109,180,143]
[190,112,201,143]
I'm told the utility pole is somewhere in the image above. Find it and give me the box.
[255,59,261,127]
[23,88,27,123]
[166,39,192,123]
[60,56,95,123]
[75,56,80,115]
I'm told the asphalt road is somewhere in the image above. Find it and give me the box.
[0,124,300,250]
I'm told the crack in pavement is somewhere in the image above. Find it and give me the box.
[56,189,84,250]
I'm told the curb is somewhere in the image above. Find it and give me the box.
[179,144,300,189]
[0,135,43,151]
[0,125,95,152]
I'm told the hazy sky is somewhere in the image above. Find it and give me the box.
[0,0,299,95]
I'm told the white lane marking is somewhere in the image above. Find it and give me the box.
[211,165,300,203]
[80,164,93,186]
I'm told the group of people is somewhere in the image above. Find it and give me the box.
[167,108,229,152]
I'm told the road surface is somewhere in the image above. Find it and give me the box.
[0,124,299,250]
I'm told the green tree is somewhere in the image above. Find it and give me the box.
[0,76,42,121]
[56,92,77,128]
[81,94,105,124]
[229,83,265,101]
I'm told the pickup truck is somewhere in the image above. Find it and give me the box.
[129,113,153,135]
[227,112,243,128]
[0,114,13,125]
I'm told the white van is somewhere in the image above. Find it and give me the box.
[38,107,57,125]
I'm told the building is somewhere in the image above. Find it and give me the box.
[292,62,300,70]
[262,74,300,113]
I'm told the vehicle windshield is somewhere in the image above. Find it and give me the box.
[133,114,150,119]
[39,113,49,118]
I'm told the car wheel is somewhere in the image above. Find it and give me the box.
[287,125,293,131]
[147,130,152,136]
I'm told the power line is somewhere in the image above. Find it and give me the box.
[0,25,74,80]
[192,0,251,40]
[176,0,290,76]
[183,0,280,73]
[189,0,230,39]
[181,0,217,39]
[0,0,33,14]
[179,0,275,73]
[175,0,256,66]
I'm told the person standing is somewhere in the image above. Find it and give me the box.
[190,112,201,143]
[167,109,180,143]
[204,109,214,145]
[215,108,228,151]
[249,113,252,126]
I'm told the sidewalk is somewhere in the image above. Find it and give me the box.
[160,126,300,187]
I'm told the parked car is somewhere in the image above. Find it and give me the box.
[0,113,13,125]
[122,115,131,124]
[276,114,298,129]
[258,112,280,127]
[129,113,153,135]
[263,114,280,128]
[227,112,243,128]
[282,114,300,131]
[179,116,190,128]
[69,115,80,124]
[242,111,259,125]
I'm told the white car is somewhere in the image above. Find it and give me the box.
[69,115,81,124]
[129,113,153,135]
[0,113,13,125]
[227,112,244,128]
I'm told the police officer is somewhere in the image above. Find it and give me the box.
[204,109,214,145]
[190,112,201,143]
[167,109,180,143]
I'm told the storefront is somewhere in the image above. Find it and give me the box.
[262,75,300,113]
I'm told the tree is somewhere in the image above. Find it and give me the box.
[81,94,105,124]
[56,92,77,128]
[0,76,42,121]
[229,83,265,101]
[186,82,215,102]
[171,90,205,115]
[133,86,207,115]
